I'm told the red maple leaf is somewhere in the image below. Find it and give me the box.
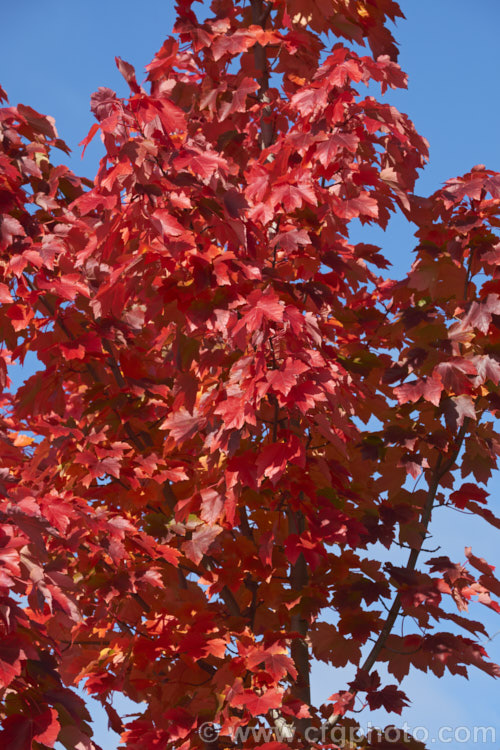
[366,684,410,714]
[256,434,305,485]
[450,483,488,510]
[183,525,222,565]
[230,687,283,716]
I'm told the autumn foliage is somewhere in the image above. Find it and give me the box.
[1,1,500,748]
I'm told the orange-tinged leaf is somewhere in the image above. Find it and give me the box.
[10,432,35,447]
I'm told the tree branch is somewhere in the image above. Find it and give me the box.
[251,0,274,149]
[326,419,470,728]
[287,507,311,723]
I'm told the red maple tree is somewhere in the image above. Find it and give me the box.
[1,1,500,748]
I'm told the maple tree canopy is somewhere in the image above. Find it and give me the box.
[1,1,500,748]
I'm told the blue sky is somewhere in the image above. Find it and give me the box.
[1,1,500,748]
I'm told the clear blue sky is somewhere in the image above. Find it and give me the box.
[1,1,500,748]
